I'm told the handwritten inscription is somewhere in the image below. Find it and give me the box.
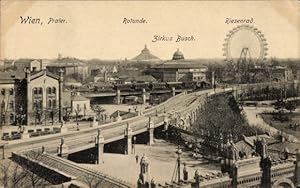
[20,16,67,25]
[225,18,254,24]
[123,18,147,24]
[152,35,196,43]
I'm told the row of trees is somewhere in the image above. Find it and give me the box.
[192,95,260,150]
[206,58,300,84]
[238,85,299,101]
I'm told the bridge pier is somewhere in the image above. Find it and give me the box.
[58,137,69,159]
[148,117,155,145]
[116,89,121,104]
[142,88,147,104]
[96,129,105,164]
[125,123,133,155]
[172,87,176,97]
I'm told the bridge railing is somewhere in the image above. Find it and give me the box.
[143,91,187,115]
[13,150,134,188]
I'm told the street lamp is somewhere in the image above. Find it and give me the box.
[176,145,182,183]
[133,136,136,154]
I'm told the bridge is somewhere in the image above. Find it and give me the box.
[3,81,300,187]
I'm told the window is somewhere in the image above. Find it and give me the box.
[9,101,14,110]
[10,114,14,123]
[52,87,56,94]
[33,88,37,95]
[33,101,37,110]
[84,104,86,110]
[9,88,14,95]
[48,87,51,94]
[38,88,43,95]
[48,100,52,108]
[76,104,80,111]
[1,101,5,109]
[1,89,5,96]
[53,100,56,108]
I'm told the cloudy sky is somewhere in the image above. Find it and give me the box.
[1,0,299,60]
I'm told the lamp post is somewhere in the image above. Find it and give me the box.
[176,145,182,183]
[58,69,64,123]
[133,136,136,154]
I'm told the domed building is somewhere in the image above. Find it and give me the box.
[172,49,184,60]
[131,45,161,63]
[149,49,208,82]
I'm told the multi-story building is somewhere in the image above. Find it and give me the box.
[149,49,208,82]
[0,72,18,126]
[0,69,63,126]
[44,57,89,82]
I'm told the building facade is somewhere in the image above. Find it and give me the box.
[0,69,63,126]
[150,49,208,82]
[0,72,17,126]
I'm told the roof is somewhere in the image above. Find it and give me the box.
[30,70,59,80]
[243,134,279,147]
[93,82,113,87]
[110,110,136,119]
[46,58,86,67]
[0,72,17,84]
[172,49,184,60]
[125,75,157,83]
[132,45,160,61]
[154,61,208,69]
[71,94,90,101]
[268,141,300,154]
[64,77,79,83]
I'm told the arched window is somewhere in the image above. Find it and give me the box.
[48,87,51,94]
[38,88,43,95]
[33,88,37,95]
[52,87,56,94]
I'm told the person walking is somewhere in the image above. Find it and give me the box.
[135,154,139,164]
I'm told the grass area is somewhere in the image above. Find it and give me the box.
[260,112,300,140]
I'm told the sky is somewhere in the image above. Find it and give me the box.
[1,0,299,60]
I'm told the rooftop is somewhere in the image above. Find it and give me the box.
[47,57,86,67]
[71,94,89,101]
[131,45,160,62]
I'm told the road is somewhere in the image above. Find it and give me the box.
[3,89,219,158]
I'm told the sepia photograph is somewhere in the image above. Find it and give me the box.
[0,0,300,187]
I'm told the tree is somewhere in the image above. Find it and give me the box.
[0,160,27,188]
[273,100,285,113]
[92,105,106,122]
[192,95,257,151]
[0,152,50,188]
[83,174,106,188]
[285,100,296,113]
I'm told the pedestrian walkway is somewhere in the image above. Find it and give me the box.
[242,106,298,142]
[83,140,220,185]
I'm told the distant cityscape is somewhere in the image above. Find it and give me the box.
[0,44,300,188]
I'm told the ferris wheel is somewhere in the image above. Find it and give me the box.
[223,25,268,63]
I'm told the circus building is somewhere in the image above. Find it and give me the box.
[131,45,161,63]
[149,49,208,82]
